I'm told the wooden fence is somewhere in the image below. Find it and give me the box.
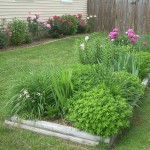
[87,0,150,33]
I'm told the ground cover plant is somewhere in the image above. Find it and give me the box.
[0,33,150,149]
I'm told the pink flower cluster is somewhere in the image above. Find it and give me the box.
[126,29,140,44]
[109,28,119,41]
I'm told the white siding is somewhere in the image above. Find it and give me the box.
[0,0,87,23]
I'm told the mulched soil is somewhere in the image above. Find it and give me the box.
[0,34,85,52]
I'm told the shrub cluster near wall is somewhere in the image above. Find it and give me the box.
[0,13,96,49]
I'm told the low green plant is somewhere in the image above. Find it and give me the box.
[113,35,130,46]
[50,69,74,116]
[6,71,53,119]
[9,18,27,45]
[67,85,132,137]
[110,72,144,103]
[136,52,150,79]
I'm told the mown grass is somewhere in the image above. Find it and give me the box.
[0,35,150,150]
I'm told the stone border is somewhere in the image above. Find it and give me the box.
[4,75,149,146]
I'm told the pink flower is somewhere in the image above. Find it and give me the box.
[143,41,147,46]
[130,38,136,44]
[36,19,44,23]
[8,31,12,37]
[133,34,140,40]
[31,15,36,20]
[128,32,134,38]
[61,19,66,23]
[68,21,73,25]
[113,28,119,33]
[128,29,134,34]
[46,24,51,28]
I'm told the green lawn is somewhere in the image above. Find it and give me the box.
[0,36,150,150]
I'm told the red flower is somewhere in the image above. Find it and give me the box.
[68,21,73,25]
[61,19,66,23]
[8,31,12,37]
[143,41,147,46]
[77,14,82,18]
[79,22,83,26]
[53,15,60,19]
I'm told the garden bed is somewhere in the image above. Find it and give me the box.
[4,76,149,147]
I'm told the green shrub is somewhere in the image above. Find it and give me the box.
[137,52,150,79]
[110,72,144,103]
[71,65,144,103]
[24,32,33,44]
[9,18,27,45]
[27,14,50,40]
[0,28,10,48]
[61,15,78,35]
[67,85,132,137]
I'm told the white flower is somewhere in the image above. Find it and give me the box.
[25,94,30,98]
[23,89,28,95]
[36,92,41,96]
[111,39,115,42]
[90,15,93,18]
[87,17,90,20]
[100,45,104,48]
[125,31,128,35]
[94,15,97,18]
[85,36,89,42]
[80,43,85,50]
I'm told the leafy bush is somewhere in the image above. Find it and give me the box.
[77,20,87,33]
[113,35,130,46]
[71,65,144,103]
[27,14,50,40]
[61,15,78,35]
[9,18,27,45]
[110,72,144,103]
[0,27,11,48]
[24,32,33,44]
[48,16,62,38]
[67,85,132,137]
[86,15,96,33]
[137,52,150,79]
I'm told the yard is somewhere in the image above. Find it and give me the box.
[0,35,150,150]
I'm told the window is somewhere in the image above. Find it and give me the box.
[61,0,73,3]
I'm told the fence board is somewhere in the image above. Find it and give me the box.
[88,0,150,33]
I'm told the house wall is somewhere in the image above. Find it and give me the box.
[0,0,87,23]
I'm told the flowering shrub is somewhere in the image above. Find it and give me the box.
[86,15,97,33]
[109,28,140,45]
[61,15,78,35]
[0,27,12,48]
[48,16,62,38]
[76,14,87,33]
[27,13,51,40]
[9,18,27,45]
